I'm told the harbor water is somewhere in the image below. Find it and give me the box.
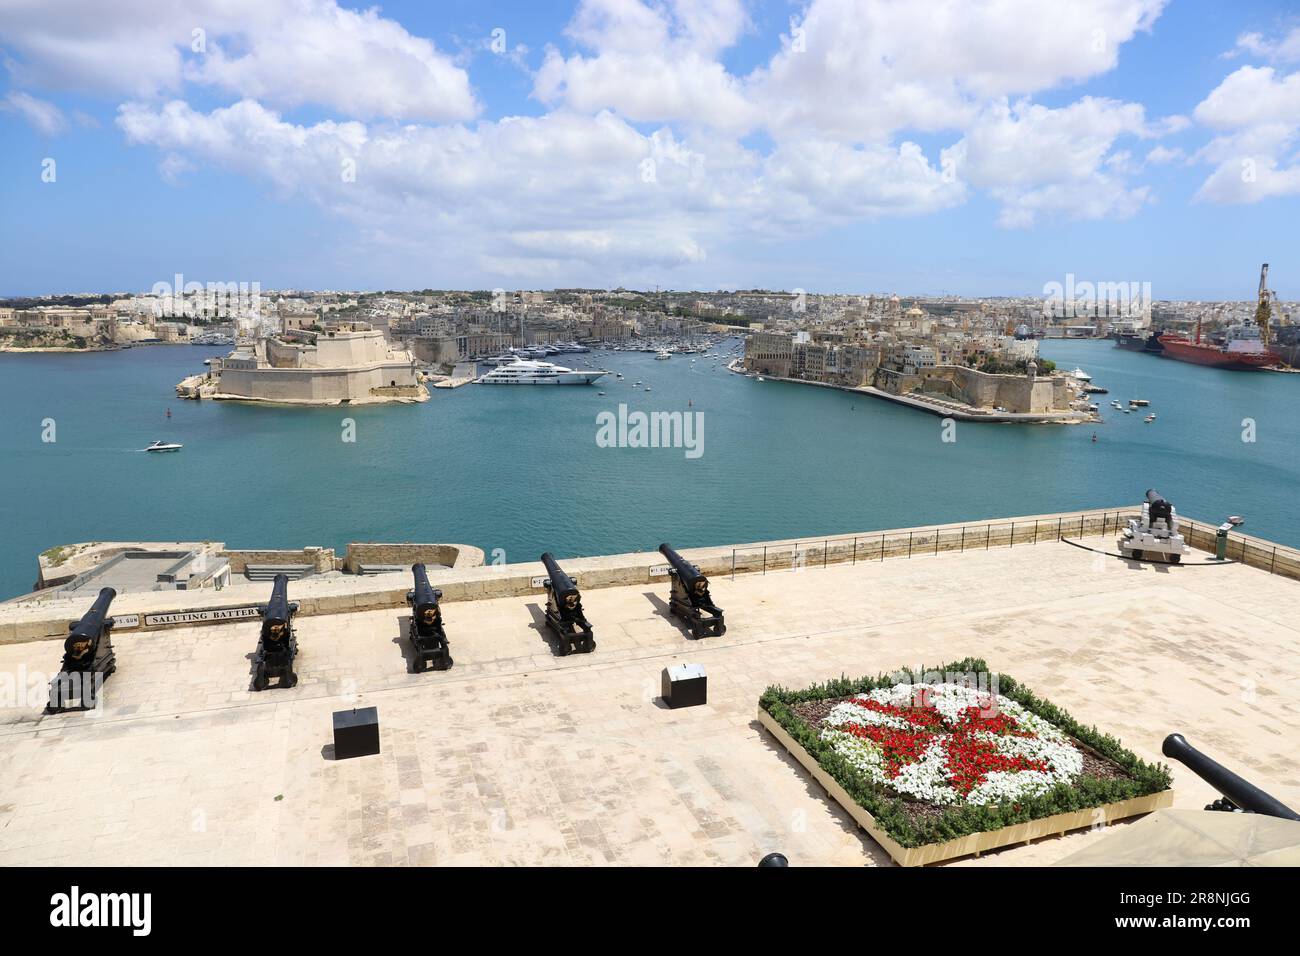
[1,338,1297,599]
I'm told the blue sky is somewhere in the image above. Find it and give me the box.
[2,0,1299,298]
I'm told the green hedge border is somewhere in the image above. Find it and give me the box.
[759,657,1173,849]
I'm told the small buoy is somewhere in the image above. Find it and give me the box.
[166,408,171,418]
[1091,433,1097,442]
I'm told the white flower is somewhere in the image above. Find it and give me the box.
[818,682,1084,807]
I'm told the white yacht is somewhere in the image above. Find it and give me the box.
[477,359,606,386]
[654,350,671,360]
[145,440,183,452]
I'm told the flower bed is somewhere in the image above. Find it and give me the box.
[759,658,1174,865]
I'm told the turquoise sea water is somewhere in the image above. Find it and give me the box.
[1,338,1297,599]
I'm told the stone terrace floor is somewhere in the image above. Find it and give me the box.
[1,537,1297,866]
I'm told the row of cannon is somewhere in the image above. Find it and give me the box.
[44,543,725,704]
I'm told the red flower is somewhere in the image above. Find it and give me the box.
[836,697,1047,794]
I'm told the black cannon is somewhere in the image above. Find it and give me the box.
[48,587,118,712]
[406,563,452,671]
[1162,733,1300,820]
[252,574,298,690]
[541,552,594,654]
[1146,488,1173,526]
[658,543,726,639]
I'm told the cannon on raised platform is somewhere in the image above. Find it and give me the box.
[406,563,452,671]
[252,573,298,690]
[541,552,594,654]
[1162,733,1300,820]
[1118,488,1190,563]
[659,543,726,639]
[48,587,118,712]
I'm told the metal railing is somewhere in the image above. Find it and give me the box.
[721,510,1300,584]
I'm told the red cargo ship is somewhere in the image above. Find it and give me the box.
[1158,322,1278,371]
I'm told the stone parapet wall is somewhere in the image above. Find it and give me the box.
[6,507,1298,646]
[342,543,485,572]
[218,547,335,574]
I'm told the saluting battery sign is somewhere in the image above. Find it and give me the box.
[140,606,261,627]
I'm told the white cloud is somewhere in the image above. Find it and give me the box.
[115,97,968,281]
[1,90,67,135]
[1144,145,1184,164]
[1230,28,1300,63]
[1191,65,1300,203]
[534,0,756,130]
[761,140,966,225]
[7,0,1186,281]
[0,0,475,120]
[749,0,1168,143]
[954,97,1155,226]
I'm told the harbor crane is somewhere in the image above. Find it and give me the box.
[1256,263,1274,347]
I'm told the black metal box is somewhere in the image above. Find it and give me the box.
[332,706,380,759]
[661,664,707,708]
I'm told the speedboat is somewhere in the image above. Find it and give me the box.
[145,440,183,452]
[477,359,606,385]
[1071,367,1092,382]
[655,350,671,360]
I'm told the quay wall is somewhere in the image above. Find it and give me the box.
[5,507,1297,645]
[215,362,423,404]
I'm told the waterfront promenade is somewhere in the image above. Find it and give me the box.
[2,524,1296,866]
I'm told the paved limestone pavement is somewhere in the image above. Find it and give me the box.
[1,539,1297,866]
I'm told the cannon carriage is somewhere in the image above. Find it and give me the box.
[540,552,595,654]
[1119,488,1190,563]
[47,587,118,712]
[406,563,453,671]
[252,574,299,690]
[658,543,726,639]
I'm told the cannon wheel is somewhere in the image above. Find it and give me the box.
[1169,554,1181,564]
[715,623,727,637]
[281,671,298,689]
[412,656,425,674]
[690,621,704,639]
[252,665,268,691]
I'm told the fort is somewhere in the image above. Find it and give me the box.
[176,322,428,405]
[2,506,1298,864]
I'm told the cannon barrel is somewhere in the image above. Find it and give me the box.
[540,552,578,598]
[262,573,291,629]
[64,587,116,655]
[411,563,439,612]
[1162,733,1300,821]
[658,543,706,586]
[1145,488,1173,523]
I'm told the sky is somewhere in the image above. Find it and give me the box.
[1,0,1299,299]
